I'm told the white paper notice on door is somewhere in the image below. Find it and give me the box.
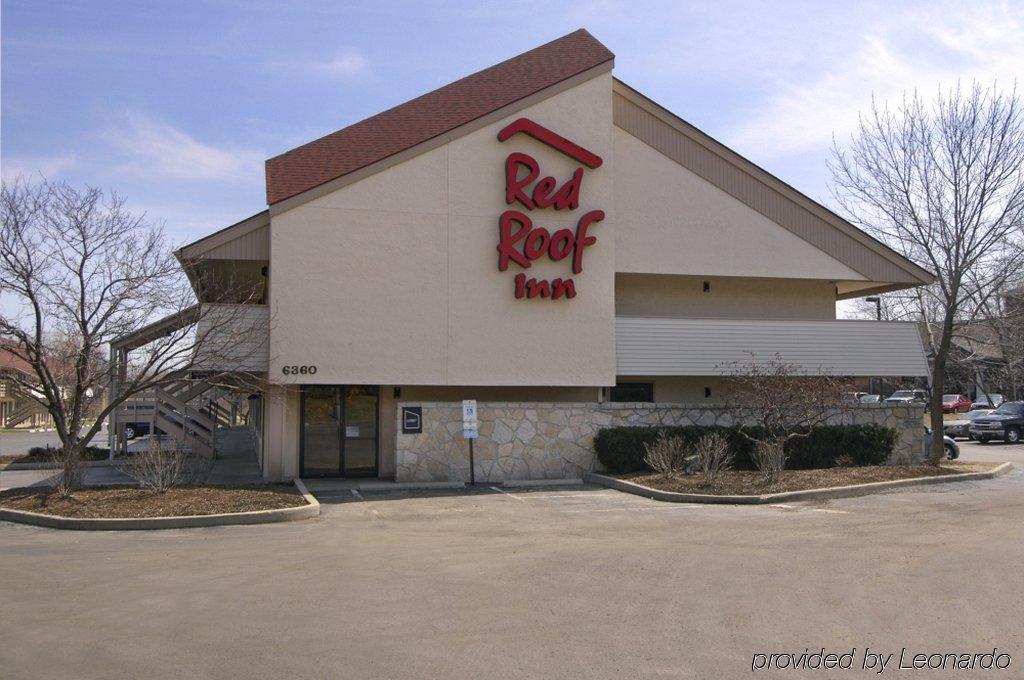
[345,426,360,438]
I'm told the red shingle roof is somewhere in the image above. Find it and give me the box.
[0,345,36,377]
[265,29,614,205]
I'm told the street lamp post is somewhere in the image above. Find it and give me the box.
[865,296,882,396]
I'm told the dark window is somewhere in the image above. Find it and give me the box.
[610,382,654,402]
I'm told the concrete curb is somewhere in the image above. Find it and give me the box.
[501,478,583,487]
[583,463,1014,505]
[0,479,320,531]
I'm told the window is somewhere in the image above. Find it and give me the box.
[610,382,654,402]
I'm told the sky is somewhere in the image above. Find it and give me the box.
[2,0,1023,252]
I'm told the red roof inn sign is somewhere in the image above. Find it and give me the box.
[496,118,604,300]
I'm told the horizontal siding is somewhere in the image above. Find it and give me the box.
[193,304,269,372]
[612,92,918,284]
[616,317,929,377]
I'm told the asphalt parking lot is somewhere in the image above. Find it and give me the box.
[3,461,1024,679]
[956,437,1024,464]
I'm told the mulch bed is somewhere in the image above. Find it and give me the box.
[0,484,307,518]
[618,462,1001,496]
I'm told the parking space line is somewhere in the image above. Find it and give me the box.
[489,486,528,502]
[522,492,603,499]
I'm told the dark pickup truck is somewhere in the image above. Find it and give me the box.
[969,401,1024,444]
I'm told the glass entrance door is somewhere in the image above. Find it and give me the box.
[301,386,379,477]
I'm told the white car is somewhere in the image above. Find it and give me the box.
[885,389,928,405]
[973,393,1005,409]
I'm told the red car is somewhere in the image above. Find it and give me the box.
[942,394,973,413]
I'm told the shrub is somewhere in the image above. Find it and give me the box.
[28,445,56,460]
[753,440,786,482]
[25,445,107,462]
[695,432,733,486]
[123,437,213,493]
[643,431,687,477]
[594,424,898,473]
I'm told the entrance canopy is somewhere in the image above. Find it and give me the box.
[615,317,930,377]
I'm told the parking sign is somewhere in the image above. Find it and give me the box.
[462,399,477,424]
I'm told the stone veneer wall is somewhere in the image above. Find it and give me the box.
[395,402,926,483]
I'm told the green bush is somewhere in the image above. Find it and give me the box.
[593,424,898,473]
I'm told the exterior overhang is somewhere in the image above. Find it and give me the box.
[616,317,930,377]
[835,280,927,300]
[175,211,270,300]
[110,305,200,351]
[175,210,270,263]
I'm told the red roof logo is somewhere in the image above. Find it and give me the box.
[497,118,603,168]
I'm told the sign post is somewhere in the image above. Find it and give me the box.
[462,400,478,485]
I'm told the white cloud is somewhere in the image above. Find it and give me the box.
[1,153,77,181]
[725,2,1024,160]
[315,50,368,78]
[105,114,265,183]
[266,48,369,80]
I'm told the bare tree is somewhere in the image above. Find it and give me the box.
[720,354,851,481]
[829,83,1024,463]
[974,282,1024,401]
[1,177,266,494]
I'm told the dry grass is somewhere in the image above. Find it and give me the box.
[0,484,306,518]
[618,462,1003,496]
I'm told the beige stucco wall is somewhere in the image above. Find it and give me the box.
[615,274,837,319]
[269,72,616,389]
[612,128,865,281]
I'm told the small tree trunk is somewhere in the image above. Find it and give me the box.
[55,440,83,497]
[928,313,956,466]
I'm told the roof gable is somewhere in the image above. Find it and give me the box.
[611,79,935,294]
[265,29,614,206]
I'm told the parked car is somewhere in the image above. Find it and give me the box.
[924,427,960,459]
[941,394,973,413]
[121,421,151,440]
[969,401,1024,444]
[972,393,1005,409]
[859,394,882,404]
[943,409,994,439]
[885,389,928,405]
